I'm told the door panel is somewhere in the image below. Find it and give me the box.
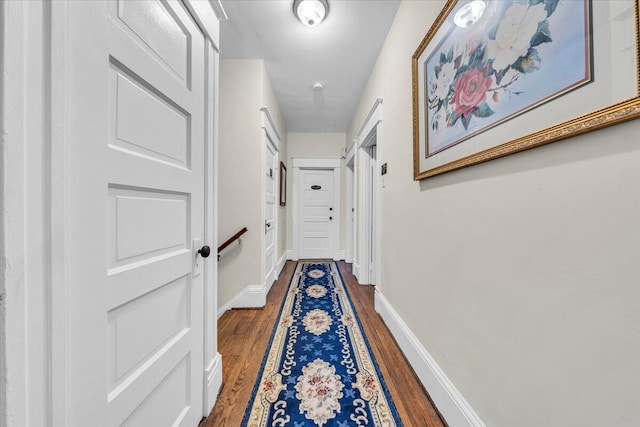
[108,188,188,265]
[107,275,189,386]
[114,0,190,83]
[111,69,189,167]
[67,1,206,425]
[119,356,191,426]
[301,169,333,258]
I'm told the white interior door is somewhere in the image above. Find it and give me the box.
[66,1,207,425]
[300,169,334,259]
[264,136,278,285]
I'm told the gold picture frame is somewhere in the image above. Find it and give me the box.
[413,0,640,180]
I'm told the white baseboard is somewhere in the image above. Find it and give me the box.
[333,249,345,260]
[276,252,287,276]
[217,256,286,318]
[203,352,223,416]
[235,284,267,308]
[217,283,266,318]
[288,249,299,261]
[374,290,486,427]
[353,262,361,282]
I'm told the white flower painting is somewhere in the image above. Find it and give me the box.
[425,0,592,156]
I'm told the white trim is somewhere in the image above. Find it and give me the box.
[182,0,227,52]
[217,283,268,317]
[352,263,361,281]
[204,352,223,415]
[209,0,228,20]
[344,155,355,264]
[276,252,287,277]
[219,245,284,318]
[292,157,341,169]
[1,1,28,424]
[217,291,242,318]
[345,140,357,165]
[332,167,341,261]
[202,39,220,417]
[260,106,282,143]
[333,250,345,261]
[356,99,383,286]
[287,249,300,261]
[50,3,71,424]
[1,2,72,424]
[357,98,383,141]
[292,158,341,260]
[375,290,487,427]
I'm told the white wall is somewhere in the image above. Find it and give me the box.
[285,133,346,251]
[219,60,263,309]
[347,1,640,426]
[218,59,287,310]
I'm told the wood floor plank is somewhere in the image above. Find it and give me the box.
[201,260,446,427]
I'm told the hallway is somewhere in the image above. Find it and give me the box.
[204,261,445,427]
[3,1,639,426]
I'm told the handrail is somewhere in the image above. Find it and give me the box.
[218,227,248,255]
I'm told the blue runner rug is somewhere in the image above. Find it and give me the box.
[242,261,403,427]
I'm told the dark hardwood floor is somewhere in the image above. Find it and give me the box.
[202,260,446,427]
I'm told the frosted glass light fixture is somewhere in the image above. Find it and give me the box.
[453,0,486,28]
[293,0,329,28]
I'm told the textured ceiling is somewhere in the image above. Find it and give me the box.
[220,0,401,132]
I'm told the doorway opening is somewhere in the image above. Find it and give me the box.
[359,133,379,285]
[345,142,356,264]
[356,99,382,286]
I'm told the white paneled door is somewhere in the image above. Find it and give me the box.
[300,169,335,258]
[264,136,278,285]
[66,1,207,425]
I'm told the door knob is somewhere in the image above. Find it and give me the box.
[329,216,333,220]
[198,245,211,258]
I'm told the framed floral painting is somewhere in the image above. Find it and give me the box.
[413,0,640,180]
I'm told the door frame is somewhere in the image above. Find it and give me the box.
[260,107,281,290]
[291,158,342,261]
[0,1,226,424]
[344,141,357,264]
[356,99,383,286]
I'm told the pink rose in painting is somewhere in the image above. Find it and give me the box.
[452,68,493,118]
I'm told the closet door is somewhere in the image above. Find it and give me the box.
[66,1,206,425]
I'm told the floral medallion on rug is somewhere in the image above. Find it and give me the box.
[242,261,403,427]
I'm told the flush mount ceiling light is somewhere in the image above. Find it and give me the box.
[293,0,329,28]
[453,0,486,28]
